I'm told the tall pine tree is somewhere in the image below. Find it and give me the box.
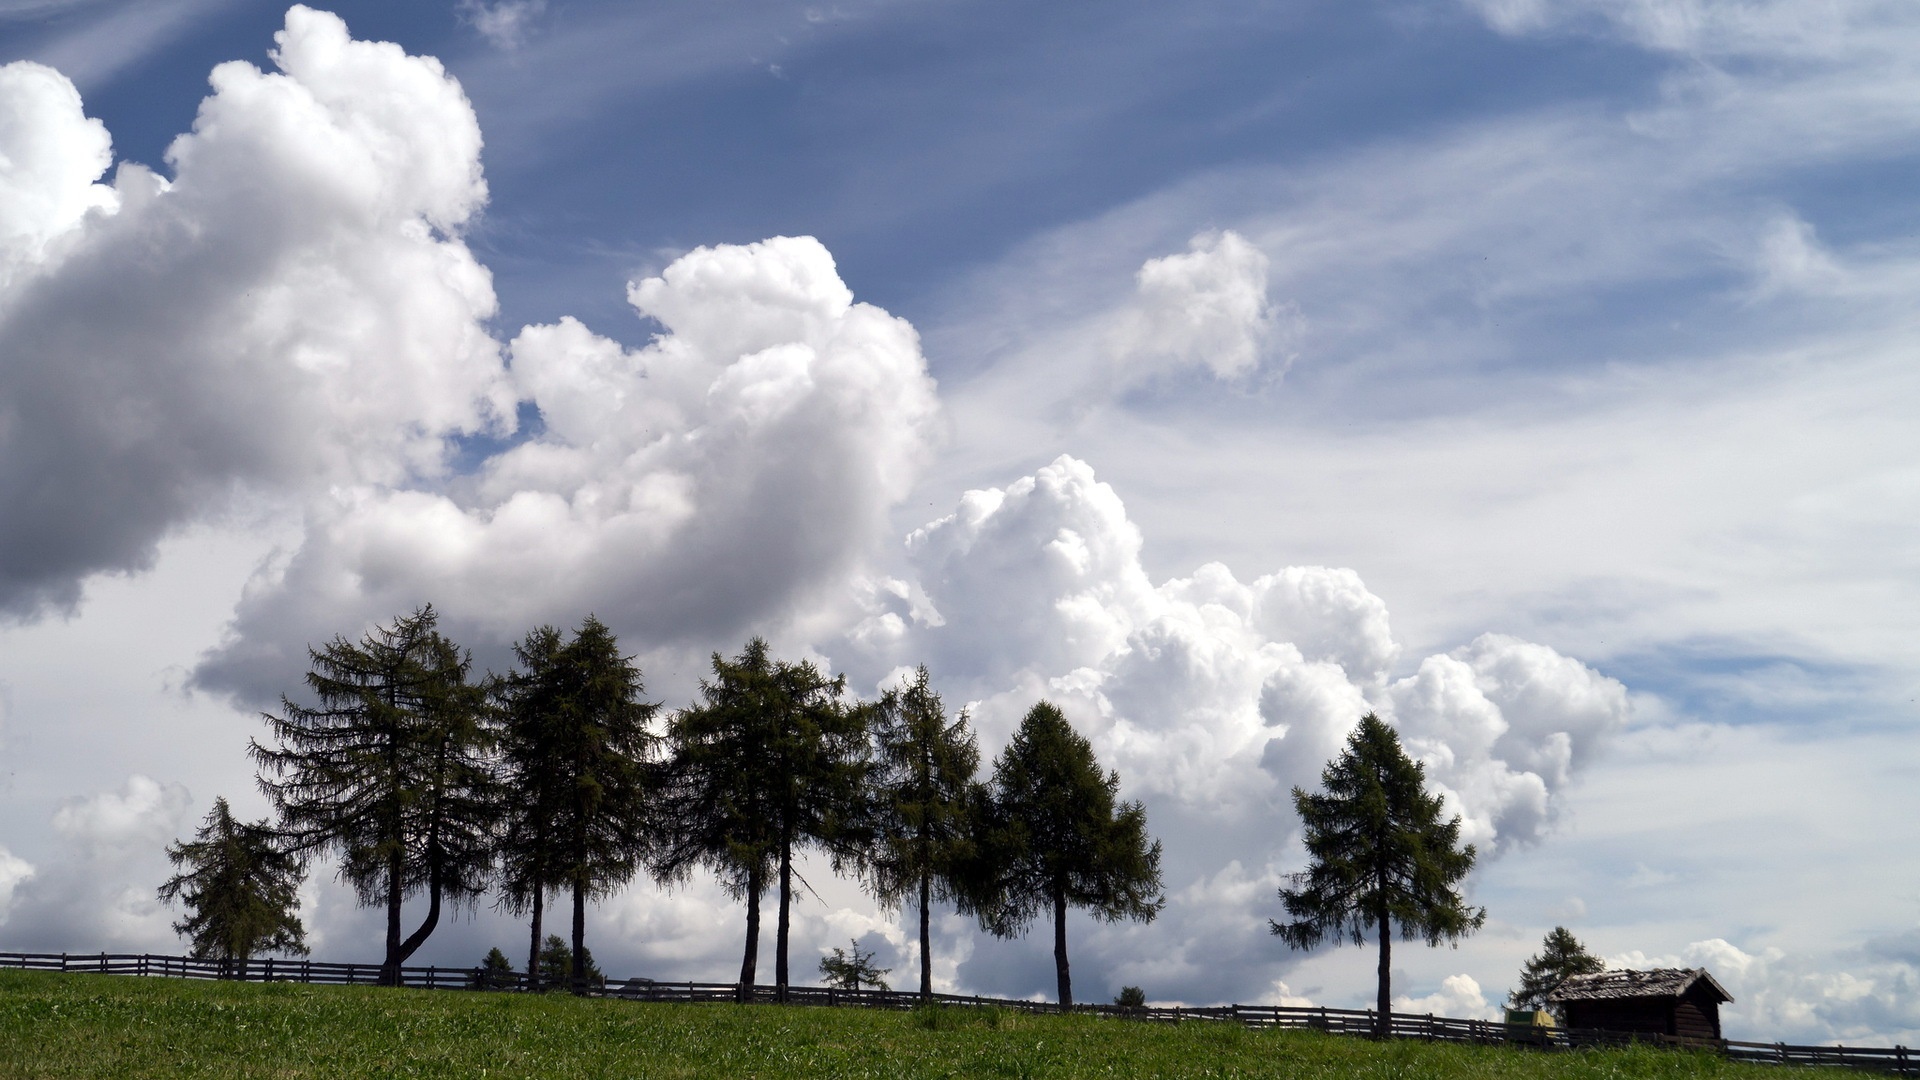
[655,639,871,1002]
[156,796,308,964]
[866,666,980,998]
[493,616,660,992]
[492,625,565,983]
[976,701,1163,1007]
[654,639,780,999]
[251,606,495,984]
[1271,713,1486,1037]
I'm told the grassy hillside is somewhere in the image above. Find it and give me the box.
[0,969,1821,1080]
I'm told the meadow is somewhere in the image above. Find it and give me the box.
[0,969,1835,1080]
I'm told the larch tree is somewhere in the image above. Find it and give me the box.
[977,700,1164,1007]
[818,939,891,991]
[654,639,780,999]
[655,638,871,1002]
[494,616,660,992]
[1271,713,1486,1037]
[491,624,567,982]
[251,606,495,985]
[866,666,981,998]
[1509,926,1606,1016]
[156,796,308,965]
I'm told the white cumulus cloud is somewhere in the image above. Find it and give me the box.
[0,6,513,618]
[1116,229,1279,381]
[197,234,941,702]
[0,60,116,288]
[871,455,1625,850]
[1396,972,1498,1020]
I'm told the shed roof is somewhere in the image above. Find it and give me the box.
[1545,968,1732,1005]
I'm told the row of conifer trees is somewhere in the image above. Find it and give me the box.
[163,605,1165,1006]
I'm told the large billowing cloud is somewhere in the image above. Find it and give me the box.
[863,454,1627,852]
[195,234,941,701]
[0,7,939,698]
[0,6,513,618]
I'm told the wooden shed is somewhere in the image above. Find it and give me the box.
[1546,968,1733,1041]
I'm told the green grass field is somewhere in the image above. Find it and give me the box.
[0,969,1827,1079]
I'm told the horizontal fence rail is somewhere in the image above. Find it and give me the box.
[1,951,1909,1076]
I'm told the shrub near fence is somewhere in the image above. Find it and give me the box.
[1,952,1910,1076]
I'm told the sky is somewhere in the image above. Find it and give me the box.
[1,0,1917,1047]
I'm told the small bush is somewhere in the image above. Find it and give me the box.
[1114,986,1146,1008]
[469,947,517,990]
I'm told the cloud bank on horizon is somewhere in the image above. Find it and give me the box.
[0,0,1915,1047]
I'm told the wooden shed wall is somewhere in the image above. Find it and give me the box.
[1563,998,1672,1036]
[1562,989,1722,1040]
[1674,985,1723,1040]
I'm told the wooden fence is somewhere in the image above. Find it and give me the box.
[1,951,1910,1076]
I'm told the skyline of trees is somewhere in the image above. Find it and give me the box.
[164,608,1515,1013]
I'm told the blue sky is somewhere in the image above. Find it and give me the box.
[1,0,1917,1044]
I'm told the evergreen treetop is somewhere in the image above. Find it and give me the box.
[1509,926,1606,1014]
[156,796,308,962]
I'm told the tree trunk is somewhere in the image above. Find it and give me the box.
[738,863,762,1001]
[1053,885,1071,1007]
[382,847,403,986]
[395,860,443,969]
[1376,899,1392,1039]
[571,875,588,994]
[527,889,543,990]
[775,835,792,1003]
[918,870,933,998]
